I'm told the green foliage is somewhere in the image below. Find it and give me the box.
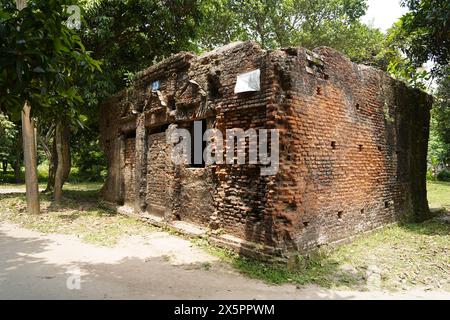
[82,0,202,93]
[70,130,107,181]
[432,71,450,155]
[0,0,101,121]
[381,21,431,89]
[63,0,204,181]
[379,0,449,87]
[426,170,435,181]
[428,68,450,174]
[197,0,385,67]
[436,170,450,182]
[382,1,449,174]
[396,0,449,77]
[0,113,17,164]
[428,126,448,171]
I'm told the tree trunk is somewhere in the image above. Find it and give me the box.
[62,124,71,183]
[54,121,64,204]
[2,161,7,173]
[14,132,22,183]
[14,160,21,183]
[21,101,40,214]
[15,0,27,10]
[44,139,56,193]
[51,120,70,198]
[37,123,55,193]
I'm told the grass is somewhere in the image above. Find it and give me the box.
[0,182,155,246]
[193,181,450,291]
[427,181,450,210]
[0,163,106,184]
[194,219,449,291]
[0,180,448,291]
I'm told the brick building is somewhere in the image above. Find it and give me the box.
[100,41,432,255]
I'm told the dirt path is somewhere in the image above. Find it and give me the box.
[0,221,449,300]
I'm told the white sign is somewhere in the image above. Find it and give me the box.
[234,69,261,94]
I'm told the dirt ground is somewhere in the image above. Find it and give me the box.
[1,221,448,300]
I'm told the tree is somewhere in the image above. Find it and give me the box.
[70,118,107,181]
[196,0,385,66]
[0,0,100,211]
[37,118,71,193]
[64,0,203,184]
[430,69,450,171]
[384,1,449,175]
[395,0,449,77]
[83,0,202,92]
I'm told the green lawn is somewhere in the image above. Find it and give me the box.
[427,181,450,210]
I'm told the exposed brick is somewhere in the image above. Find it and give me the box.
[99,41,432,255]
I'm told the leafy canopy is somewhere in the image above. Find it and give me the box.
[82,0,202,93]
[395,0,449,77]
[197,0,385,66]
[0,0,101,121]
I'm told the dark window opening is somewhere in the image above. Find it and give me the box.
[148,123,169,135]
[286,202,297,211]
[123,130,136,139]
[207,72,221,99]
[316,87,322,95]
[356,103,360,110]
[385,201,390,208]
[358,144,363,151]
[189,119,207,168]
[337,211,343,219]
[360,208,365,214]
[168,96,176,111]
[303,221,309,227]
[331,141,336,150]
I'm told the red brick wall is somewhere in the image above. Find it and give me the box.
[267,47,431,251]
[100,41,431,255]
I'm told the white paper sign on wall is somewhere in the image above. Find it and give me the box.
[234,69,261,94]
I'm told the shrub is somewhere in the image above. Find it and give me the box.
[437,170,450,182]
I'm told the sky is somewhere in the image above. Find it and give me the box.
[361,0,409,32]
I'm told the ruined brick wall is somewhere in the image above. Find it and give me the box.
[266,46,432,251]
[100,41,432,255]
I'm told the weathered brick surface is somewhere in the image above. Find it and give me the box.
[100,41,432,255]
[123,137,136,205]
[146,132,171,216]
